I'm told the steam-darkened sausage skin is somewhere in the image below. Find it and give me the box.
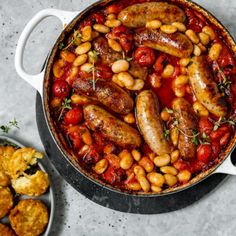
[136,90,171,155]
[73,78,134,115]
[93,37,122,65]
[188,56,227,117]
[118,2,186,28]
[172,98,198,159]
[84,105,141,147]
[134,28,193,58]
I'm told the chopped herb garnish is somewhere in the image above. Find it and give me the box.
[58,98,72,121]
[166,107,174,114]
[0,118,19,134]
[126,57,133,62]
[59,42,65,50]
[191,130,200,145]
[213,116,236,131]
[164,128,170,139]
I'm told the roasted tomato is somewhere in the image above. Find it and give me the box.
[67,126,83,150]
[64,107,83,125]
[197,144,212,163]
[134,47,156,67]
[154,54,167,73]
[199,117,213,135]
[95,64,113,79]
[52,80,70,98]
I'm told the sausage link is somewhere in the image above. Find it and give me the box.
[134,28,193,58]
[73,78,133,115]
[136,90,171,155]
[118,2,186,28]
[188,56,227,117]
[172,98,198,159]
[84,105,141,147]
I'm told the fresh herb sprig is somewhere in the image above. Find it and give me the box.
[59,30,82,50]
[0,118,19,134]
[58,98,72,121]
[213,116,236,131]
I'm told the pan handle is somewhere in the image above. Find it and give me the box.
[213,150,236,175]
[15,8,80,96]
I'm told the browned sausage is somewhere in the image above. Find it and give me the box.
[84,105,141,147]
[93,37,122,65]
[73,78,134,115]
[128,61,148,80]
[188,56,227,117]
[118,2,186,28]
[134,28,193,58]
[172,98,198,159]
[136,90,171,155]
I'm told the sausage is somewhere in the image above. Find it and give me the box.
[93,37,122,65]
[136,90,171,155]
[73,78,134,115]
[134,28,193,58]
[188,56,227,117]
[118,2,186,28]
[84,105,141,147]
[172,98,198,159]
[128,61,148,80]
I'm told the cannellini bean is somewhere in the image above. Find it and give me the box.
[119,150,133,170]
[73,30,82,45]
[127,182,142,191]
[164,174,178,187]
[117,72,134,87]
[137,176,150,192]
[148,153,156,162]
[209,43,222,61]
[69,66,79,79]
[126,79,145,91]
[60,50,76,63]
[53,59,65,78]
[193,44,201,56]
[173,86,186,98]
[160,25,177,34]
[170,150,180,163]
[134,165,146,177]
[146,20,162,29]
[80,63,93,72]
[71,94,89,105]
[160,166,178,175]
[197,43,207,52]
[160,109,171,122]
[151,185,162,193]
[199,32,210,45]
[107,13,116,20]
[149,74,162,88]
[179,58,190,67]
[174,75,189,86]
[202,26,216,40]
[162,64,175,78]
[131,150,141,162]
[88,51,99,64]
[147,172,165,187]
[81,127,93,145]
[108,38,122,52]
[112,74,124,87]
[93,24,110,33]
[139,157,154,173]
[171,22,186,32]
[177,170,192,183]
[78,145,89,156]
[193,102,209,116]
[170,127,179,146]
[93,159,108,174]
[124,113,135,124]
[105,19,121,28]
[154,154,171,167]
[112,59,129,73]
[81,26,92,42]
[73,54,88,66]
[185,29,199,44]
[75,42,92,55]
[103,144,116,155]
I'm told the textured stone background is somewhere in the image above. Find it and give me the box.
[0,0,236,235]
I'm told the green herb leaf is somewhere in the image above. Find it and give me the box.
[164,128,170,139]
[166,107,174,114]
[59,42,65,50]
[58,98,72,121]
[0,118,19,134]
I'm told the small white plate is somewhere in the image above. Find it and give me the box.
[0,135,55,236]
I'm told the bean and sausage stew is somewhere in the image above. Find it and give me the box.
[50,0,236,193]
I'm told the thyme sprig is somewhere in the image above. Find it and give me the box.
[58,98,72,121]
[60,30,82,50]
[0,118,19,134]
[213,116,236,131]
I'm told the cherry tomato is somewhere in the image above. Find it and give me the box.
[106,4,124,14]
[95,64,113,79]
[52,80,70,98]
[67,126,83,150]
[210,126,229,140]
[219,132,231,146]
[134,47,155,67]
[102,166,125,184]
[185,9,205,33]
[64,107,83,125]
[83,146,100,164]
[173,159,190,171]
[199,117,213,135]
[197,144,212,163]
[190,160,205,173]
